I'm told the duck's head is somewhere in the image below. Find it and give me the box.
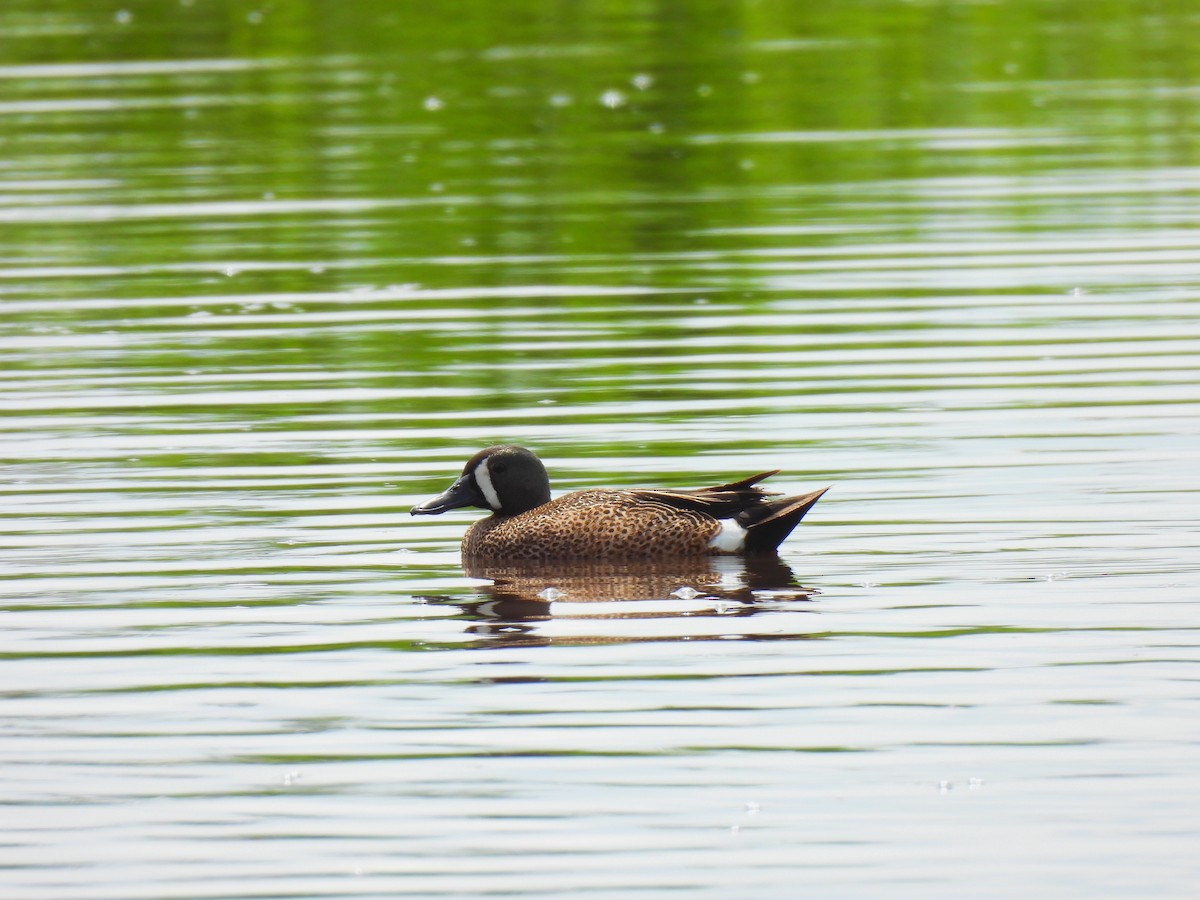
[411,445,551,518]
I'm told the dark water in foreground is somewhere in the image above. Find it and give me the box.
[2,2,1199,897]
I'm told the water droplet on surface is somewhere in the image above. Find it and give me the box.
[115,10,133,24]
[246,10,263,24]
[938,780,954,793]
[548,93,573,107]
[537,587,562,602]
[221,266,238,277]
[631,73,654,90]
[422,96,444,111]
[599,89,627,109]
[697,84,713,97]
[672,586,700,600]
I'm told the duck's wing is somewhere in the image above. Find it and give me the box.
[629,474,829,553]
[625,471,781,518]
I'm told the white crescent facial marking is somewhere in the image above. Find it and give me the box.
[474,458,502,511]
[708,518,747,553]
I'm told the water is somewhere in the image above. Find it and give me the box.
[2,1,1199,897]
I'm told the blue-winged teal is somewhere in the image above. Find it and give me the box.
[411,445,829,562]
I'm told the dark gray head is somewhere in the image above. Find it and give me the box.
[410,445,552,518]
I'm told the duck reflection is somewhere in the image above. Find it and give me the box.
[419,555,819,647]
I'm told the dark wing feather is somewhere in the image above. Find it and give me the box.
[626,471,781,518]
[695,470,780,493]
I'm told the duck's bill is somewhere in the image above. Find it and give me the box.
[411,474,485,515]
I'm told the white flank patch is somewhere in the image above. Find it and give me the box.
[474,458,502,511]
[708,518,747,553]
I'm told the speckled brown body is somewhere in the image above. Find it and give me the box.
[464,489,721,562]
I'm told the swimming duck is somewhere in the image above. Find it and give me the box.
[411,445,828,562]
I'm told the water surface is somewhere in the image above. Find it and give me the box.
[2,2,1199,897]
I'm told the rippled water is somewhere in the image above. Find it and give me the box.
[3,2,1200,898]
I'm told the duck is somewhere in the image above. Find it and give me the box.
[411,445,828,562]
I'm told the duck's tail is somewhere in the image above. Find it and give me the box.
[736,487,829,554]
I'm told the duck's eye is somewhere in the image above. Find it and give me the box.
[491,462,507,473]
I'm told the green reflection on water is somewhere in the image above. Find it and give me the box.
[1,0,1198,463]
[3,0,1198,276]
